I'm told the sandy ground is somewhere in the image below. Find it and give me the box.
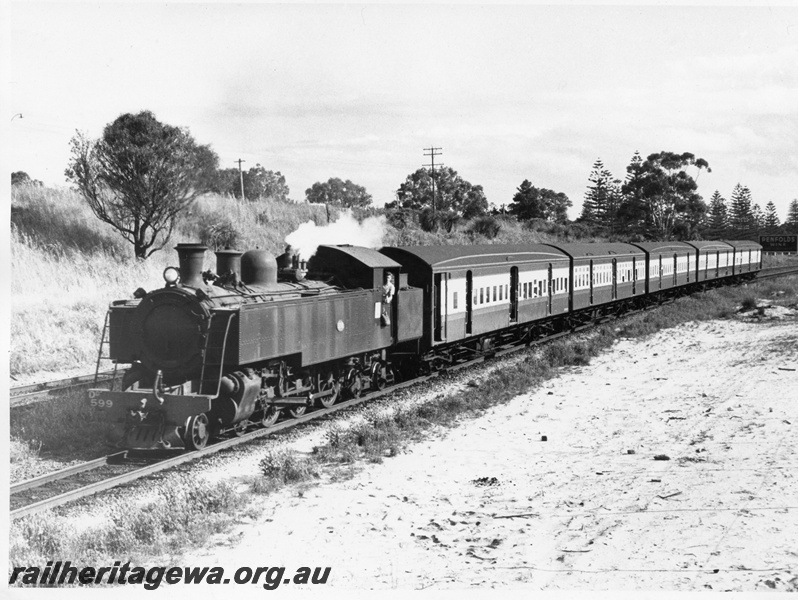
[175,312,797,591]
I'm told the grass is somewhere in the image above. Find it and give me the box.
[11,388,110,460]
[9,474,244,575]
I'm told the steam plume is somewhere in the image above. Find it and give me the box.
[284,211,387,260]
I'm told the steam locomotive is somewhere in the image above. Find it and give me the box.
[90,239,761,450]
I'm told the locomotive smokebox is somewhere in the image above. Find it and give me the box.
[215,249,243,277]
[175,243,207,287]
[241,249,278,288]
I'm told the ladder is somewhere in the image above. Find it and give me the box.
[199,311,235,396]
[94,310,120,390]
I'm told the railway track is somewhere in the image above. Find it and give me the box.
[9,264,798,519]
[9,323,585,520]
[10,369,122,408]
[755,264,798,280]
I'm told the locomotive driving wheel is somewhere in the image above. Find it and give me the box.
[288,404,307,419]
[287,373,311,418]
[316,370,341,409]
[343,367,362,399]
[371,362,386,391]
[184,413,210,451]
[260,405,281,427]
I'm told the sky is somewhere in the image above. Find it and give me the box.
[3,3,798,220]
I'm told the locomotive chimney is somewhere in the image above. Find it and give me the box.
[215,249,243,277]
[241,249,278,288]
[175,243,207,287]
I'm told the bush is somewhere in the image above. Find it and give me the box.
[468,215,501,239]
[197,217,240,250]
[419,208,461,233]
[259,449,319,486]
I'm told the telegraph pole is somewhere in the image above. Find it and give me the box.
[235,158,246,200]
[423,147,443,214]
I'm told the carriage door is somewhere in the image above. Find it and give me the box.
[509,267,519,323]
[434,273,447,342]
[466,271,473,335]
[658,256,663,290]
[632,257,637,295]
[673,254,678,286]
[611,259,617,300]
[547,264,553,315]
[715,251,720,277]
[589,260,594,305]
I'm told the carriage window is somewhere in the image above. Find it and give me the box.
[492,286,497,302]
[453,292,458,309]
[480,288,484,304]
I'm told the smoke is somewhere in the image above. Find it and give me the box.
[284,211,388,260]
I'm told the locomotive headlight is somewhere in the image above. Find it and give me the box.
[163,267,180,285]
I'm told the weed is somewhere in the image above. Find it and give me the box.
[739,293,758,311]
[259,449,319,486]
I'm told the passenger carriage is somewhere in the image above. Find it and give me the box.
[725,240,762,276]
[543,243,646,311]
[379,245,571,348]
[630,242,696,293]
[685,241,735,282]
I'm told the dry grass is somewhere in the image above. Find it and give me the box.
[9,474,244,572]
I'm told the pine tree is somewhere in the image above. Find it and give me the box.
[582,158,617,231]
[728,184,754,235]
[786,199,798,232]
[751,203,764,229]
[706,190,728,239]
[763,201,780,231]
[617,151,646,234]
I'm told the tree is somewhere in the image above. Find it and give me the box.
[394,166,488,219]
[619,151,710,239]
[581,159,621,232]
[65,111,219,259]
[509,179,571,223]
[763,201,780,230]
[215,164,290,201]
[751,203,764,229]
[705,190,728,239]
[11,171,43,186]
[786,199,798,231]
[244,165,289,202]
[728,184,754,235]
[616,151,647,235]
[305,177,372,208]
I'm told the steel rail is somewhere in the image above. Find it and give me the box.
[10,370,122,408]
[10,452,128,495]
[10,265,798,519]
[8,373,445,520]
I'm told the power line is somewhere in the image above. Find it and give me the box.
[423,146,443,214]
